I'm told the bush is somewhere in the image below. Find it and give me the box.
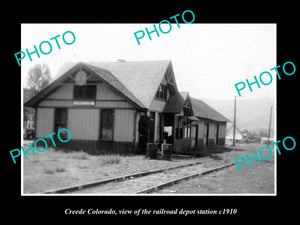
[55,167,66,173]
[72,151,89,160]
[44,167,66,174]
[101,155,121,166]
[44,168,54,174]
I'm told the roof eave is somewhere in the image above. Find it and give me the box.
[195,116,230,123]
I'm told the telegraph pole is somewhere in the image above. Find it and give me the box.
[233,96,237,146]
[267,106,273,146]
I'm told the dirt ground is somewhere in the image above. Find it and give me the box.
[157,143,275,194]
[157,161,274,194]
[22,143,275,194]
[22,147,202,194]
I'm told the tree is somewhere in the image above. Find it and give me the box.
[259,129,268,137]
[24,64,51,139]
[27,64,51,96]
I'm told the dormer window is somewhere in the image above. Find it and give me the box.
[156,85,168,101]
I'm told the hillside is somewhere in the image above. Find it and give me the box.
[201,97,275,133]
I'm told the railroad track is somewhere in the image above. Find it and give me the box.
[136,163,235,194]
[43,160,235,194]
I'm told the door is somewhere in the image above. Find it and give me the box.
[215,124,219,144]
[54,108,68,133]
[163,113,175,144]
[148,112,155,142]
[99,109,114,141]
[191,125,198,149]
[204,123,209,146]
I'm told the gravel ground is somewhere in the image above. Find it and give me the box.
[156,144,275,194]
[23,143,275,194]
[70,163,211,194]
[22,146,205,194]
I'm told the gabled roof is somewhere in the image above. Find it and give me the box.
[163,92,229,123]
[25,62,145,109]
[87,61,173,108]
[226,125,243,139]
[163,91,195,114]
[190,97,230,122]
[25,60,230,124]
[85,63,146,108]
[25,60,174,109]
[179,92,189,101]
[226,125,243,134]
[163,92,184,113]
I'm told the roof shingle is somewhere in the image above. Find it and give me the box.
[87,61,171,108]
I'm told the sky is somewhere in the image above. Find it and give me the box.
[21,23,276,101]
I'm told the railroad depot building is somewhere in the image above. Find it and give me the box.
[25,60,229,154]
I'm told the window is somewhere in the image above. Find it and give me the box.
[74,85,96,100]
[155,85,168,101]
[162,85,168,99]
[54,108,67,133]
[156,86,162,98]
[100,109,114,140]
[183,122,191,138]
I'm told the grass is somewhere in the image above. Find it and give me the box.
[22,143,275,194]
[71,151,89,160]
[44,168,55,174]
[23,147,200,194]
[100,155,121,166]
[44,167,67,174]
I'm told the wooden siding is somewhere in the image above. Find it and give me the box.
[68,108,99,140]
[196,121,227,146]
[36,108,54,137]
[38,100,73,107]
[135,112,141,143]
[97,83,125,100]
[95,101,133,108]
[37,83,134,109]
[47,84,73,99]
[173,116,227,153]
[196,121,216,145]
[38,100,133,108]
[196,121,205,140]
[174,138,191,153]
[208,122,215,143]
[43,139,135,154]
[114,109,135,142]
[219,123,226,138]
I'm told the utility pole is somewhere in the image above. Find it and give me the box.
[267,106,273,146]
[233,96,237,147]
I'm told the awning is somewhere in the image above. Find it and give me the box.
[187,116,199,121]
[177,115,199,121]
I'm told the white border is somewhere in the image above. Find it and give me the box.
[21,23,277,197]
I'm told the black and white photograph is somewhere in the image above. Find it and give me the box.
[21,23,276,195]
[4,5,298,221]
